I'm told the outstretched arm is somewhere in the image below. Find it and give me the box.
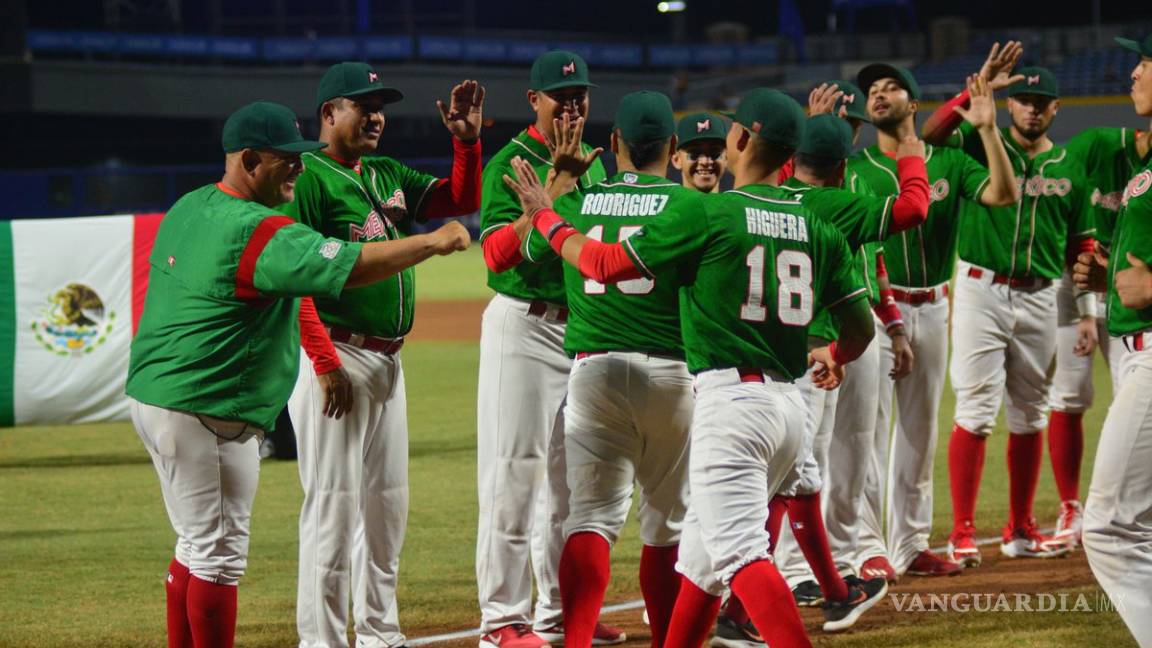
[922,41,1024,144]
[345,221,472,288]
[956,75,1019,206]
[420,80,486,219]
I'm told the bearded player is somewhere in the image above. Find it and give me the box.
[506,88,882,648]
[846,59,1019,579]
[1074,32,1152,647]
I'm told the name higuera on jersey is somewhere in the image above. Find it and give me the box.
[744,207,810,242]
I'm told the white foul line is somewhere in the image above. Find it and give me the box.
[405,529,1044,646]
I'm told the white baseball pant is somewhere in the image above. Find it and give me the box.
[131,398,262,586]
[775,356,841,587]
[563,352,692,546]
[873,288,950,573]
[676,369,804,595]
[476,293,571,632]
[1083,337,1152,648]
[290,344,409,648]
[1049,274,1123,412]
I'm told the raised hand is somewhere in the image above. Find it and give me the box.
[953,74,997,131]
[895,133,926,160]
[502,156,554,219]
[546,114,604,178]
[431,220,471,255]
[979,40,1026,92]
[437,80,486,141]
[808,83,845,117]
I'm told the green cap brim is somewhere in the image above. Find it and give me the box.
[535,80,599,92]
[270,140,328,153]
[1116,37,1143,54]
[678,134,726,147]
[341,86,405,105]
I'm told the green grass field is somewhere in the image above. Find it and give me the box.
[0,248,1137,646]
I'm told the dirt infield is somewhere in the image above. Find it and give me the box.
[410,299,489,342]
[420,549,1101,646]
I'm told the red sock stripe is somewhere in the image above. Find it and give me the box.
[640,544,681,648]
[1008,431,1044,528]
[948,424,987,528]
[663,576,722,648]
[786,493,849,602]
[1047,411,1084,502]
[731,561,812,648]
[559,532,611,648]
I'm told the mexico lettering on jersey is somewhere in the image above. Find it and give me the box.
[1106,165,1152,336]
[479,128,608,304]
[947,123,1094,279]
[550,172,705,358]
[128,183,361,430]
[622,183,865,377]
[281,151,439,338]
[1066,127,1151,246]
[780,176,894,341]
[847,144,990,287]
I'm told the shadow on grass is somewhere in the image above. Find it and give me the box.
[0,453,151,469]
[0,526,152,540]
[409,440,474,459]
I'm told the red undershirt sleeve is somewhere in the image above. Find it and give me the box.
[481,224,525,272]
[298,297,342,374]
[921,89,970,144]
[419,138,483,219]
[890,156,931,232]
[872,253,904,332]
[577,240,643,283]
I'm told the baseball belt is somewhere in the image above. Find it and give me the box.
[327,326,405,355]
[966,267,1052,290]
[527,300,569,323]
[891,284,949,305]
[1122,331,1148,353]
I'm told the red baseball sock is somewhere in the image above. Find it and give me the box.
[639,544,680,648]
[1008,431,1043,529]
[1047,411,1084,502]
[786,493,849,602]
[767,495,790,555]
[186,576,237,648]
[663,576,722,648]
[730,560,812,648]
[165,558,193,648]
[721,593,751,626]
[948,424,987,530]
[559,532,612,648]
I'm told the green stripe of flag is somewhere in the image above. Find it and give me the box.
[0,221,13,426]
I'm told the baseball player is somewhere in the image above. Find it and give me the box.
[282,62,484,648]
[846,61,1019,578]
[126,102,469,648]
[1074,32,1152,647]
[515,91,702,648]
[747,114,927,628]
[1045,116,1152,548]
[672,112,728,193]
[505,88,883,647]
[475,50,622,648]
[923,64,1092,564]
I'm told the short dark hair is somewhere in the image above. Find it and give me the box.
[794,152,844,179]
[625,138,671,169]
[750,135,796,174]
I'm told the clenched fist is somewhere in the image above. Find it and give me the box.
[431,220,471,255]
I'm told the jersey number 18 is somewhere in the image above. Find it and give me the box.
[740,247,813,326]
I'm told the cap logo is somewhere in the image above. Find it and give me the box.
[696,118,711,133]
[562,61,576,76]
[368,71,379,83]
[842,93,856,104]
[1027,75,1040,85]
[750,121,763,134]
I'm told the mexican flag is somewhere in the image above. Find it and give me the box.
[0,213,162,426]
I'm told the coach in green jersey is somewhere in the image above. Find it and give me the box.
[280,62,485,648]
[126,102,469,648]
[507,88,884,642]
[1074,32,1152,648]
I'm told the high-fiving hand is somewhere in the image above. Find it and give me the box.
[502,156,555,220]
[979,41,1026,92]
[546,114,604,178]
[953,74,997,131]
[437,80,486,141]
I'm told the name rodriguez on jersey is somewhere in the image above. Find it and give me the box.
[580,192,670,217]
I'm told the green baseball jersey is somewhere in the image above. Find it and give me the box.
[945,123,1094,279]
[779,176,893,341]
[1106,164,1152,336]
[1066,127,1150,246]
[127,183,361,430]
[549,172,704,358]
[848,144,991,287]
[623,184,866,377]
[280,151,438,338]
[480,128,607,304]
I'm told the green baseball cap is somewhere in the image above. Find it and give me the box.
[221,102,326,154]
[856,63,921,101]
[614,91,675,143]
[1116,34,1152,58]
[731,88,805,148]
[530,50,597,91]
[1006,66,1059,98]
[676,112,729,148]
[826,79,870,122]
[798,114,853,160]
[316,62,404,110]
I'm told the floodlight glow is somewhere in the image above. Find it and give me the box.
[657,1,686,12]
